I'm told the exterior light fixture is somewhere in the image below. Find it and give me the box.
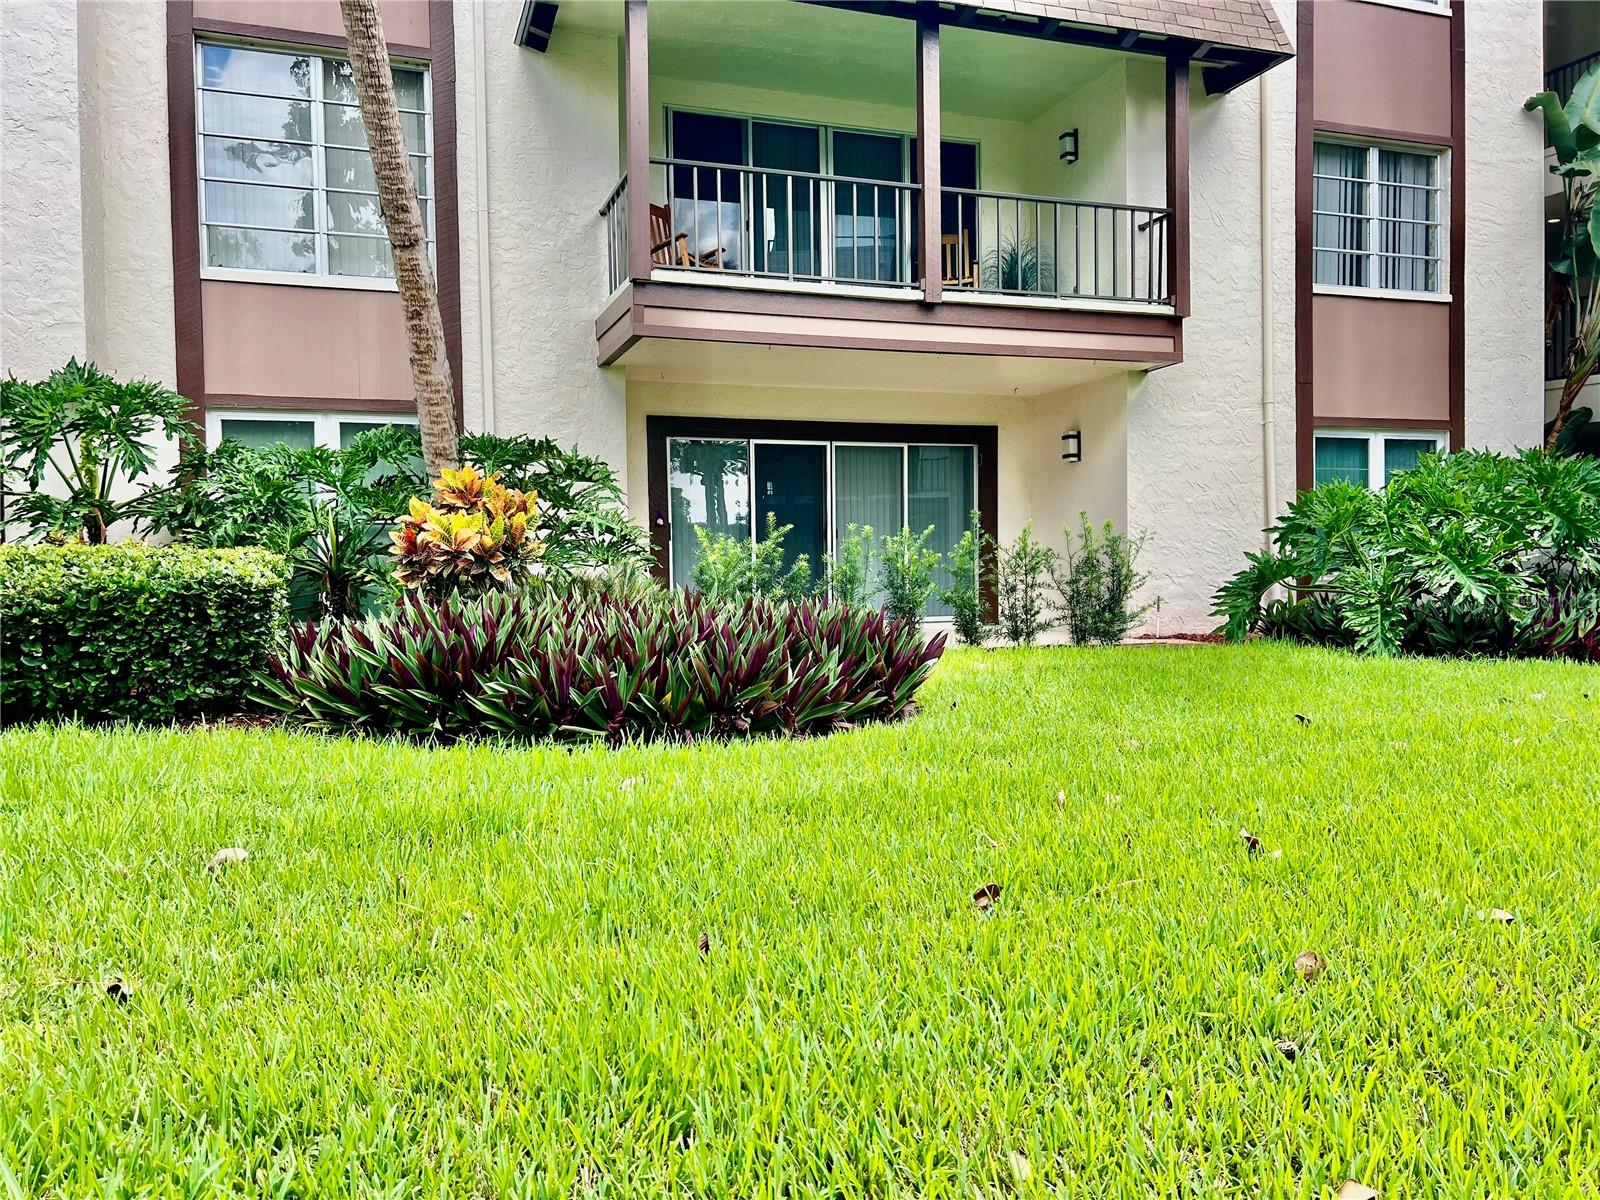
[1058,128,1080,165]
[1060,429,1082,462]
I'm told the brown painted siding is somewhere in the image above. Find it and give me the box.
[1310,0,1453,141]
[1311,295,1450,423]
[1295,0,1464,489]
[170,0,459,426]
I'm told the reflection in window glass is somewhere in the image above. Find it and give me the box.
[669,439,750,589]
[909,445,976,618]
[219,418,317,450]
[1383,437,1437,480]
[198,40,433,278]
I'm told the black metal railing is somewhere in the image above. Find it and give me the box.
[943,187,1171,305]
[1547,50,1600,103]
[598,164,1174,307]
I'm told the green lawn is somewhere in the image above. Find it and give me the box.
[2,643,1597,1198]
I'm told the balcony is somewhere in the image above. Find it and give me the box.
[548,0,1291,379]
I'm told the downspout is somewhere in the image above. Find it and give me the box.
[472,0,497,434]
[1259,68,1276,548]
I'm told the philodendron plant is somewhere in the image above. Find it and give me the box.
[1527,63,1600,449]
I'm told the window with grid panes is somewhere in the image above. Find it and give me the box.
[196,40,433,281]
[1312,140,1444,294]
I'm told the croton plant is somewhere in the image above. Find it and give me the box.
[390,464,542,598]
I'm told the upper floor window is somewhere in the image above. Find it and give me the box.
[1312,140,1445,296]
[196,40,433,284]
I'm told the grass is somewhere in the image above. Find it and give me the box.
[2,642,1597,1198]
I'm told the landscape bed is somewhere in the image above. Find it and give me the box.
[2,642,1597,1197]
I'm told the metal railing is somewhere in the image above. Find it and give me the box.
[601,174,628,294]
[942,187,1171,305]
[1547,50,1600,103]
[599,165,1173,307]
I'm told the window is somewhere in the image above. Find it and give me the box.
[666,435,978,619]
[1314,430,1445,489]
[206,410,418,451]
[196,40,433,283]
[1313,140,1444,295]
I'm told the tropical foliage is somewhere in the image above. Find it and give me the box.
[1212,449,1600,658]
[391,465,540,599]
[937,520,988,646]
[0,360,191,543]
[260,588,945,742]
[1054,515,1152,646]
[0,543,287,725]
[879,524,941,625]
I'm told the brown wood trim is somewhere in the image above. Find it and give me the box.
[206,393,422,413]
[595,283,634,338]
[631,282,1180,337]
[624,0,652,281]
[429,0,464,422]
[643,414,1000,618]
[916,15,941,305]
[1294,0,1315,492]
[1312,415,1452,430]
[1312,119,1454,150]
[168,2,205,431]
[191,16,431,60]
[1165,51,1191,318]
[1447,0,1466,451]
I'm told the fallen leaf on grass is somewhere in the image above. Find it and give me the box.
[1335,1181,1377,1200]
[1055,790,1066,809]
[1274,1038,1299,1062]
[1479,908,1515,924]
[1008,1151,1032,1181]
[698,931,710,956]
[1240,828,1263,854]
[1295,713,1312,726]
[206,847,248,875]
[1294,950,1327,981]
[619,776,641,791]
[104,977,133,1003]
[972,882,1003,910]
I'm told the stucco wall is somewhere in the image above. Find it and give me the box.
[467,5,627,474]
[2,0,87,378]
[1462,1,1545,452]
[1124,13,1299,631]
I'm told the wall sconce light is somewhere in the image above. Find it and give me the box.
[1060,429,1082,462]
[1058,128,1080,165]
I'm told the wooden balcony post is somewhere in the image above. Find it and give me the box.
[1165,48,1191,317]
[624,0,651,282]
[916,10,941,303]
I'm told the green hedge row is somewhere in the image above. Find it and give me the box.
[0,544,288,725]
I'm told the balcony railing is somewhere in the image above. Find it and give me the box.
[601,162,1172,307]
[1547,50,1600,104]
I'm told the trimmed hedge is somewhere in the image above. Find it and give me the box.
[0,544,288,725]
[261,589,946,743]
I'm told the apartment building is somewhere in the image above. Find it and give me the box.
[0,0,1547,627]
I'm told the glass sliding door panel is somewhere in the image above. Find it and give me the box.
[832,444,905,606]
[832,130,905,283]
[669,110,746,269]
[908,445,976,618]
[753,443,828,578]
[669,438,750,588]
[752,121,822,279]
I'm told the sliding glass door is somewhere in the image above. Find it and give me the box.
[667,434,978,619]
[831,130,908,284]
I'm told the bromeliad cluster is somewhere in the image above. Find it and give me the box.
[391,465,542,598]
[259,589,946,743]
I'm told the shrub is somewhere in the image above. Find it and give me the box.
[823,523,876,609]
[1,359,193,543]
[937,520,987,645]
[1212,449,1600,659]
[1053,513,1151,645]
[692,513,813,603]
[391,465,542,599]
[880,525,940,624]
[0,543,288,725]
[259,589,946,743]
[996,523,1057,646]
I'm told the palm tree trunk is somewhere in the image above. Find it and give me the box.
[338,0,459,480]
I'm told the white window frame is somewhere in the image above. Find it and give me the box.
[1313,428,1448,490]
[1312,137,1450,302]
[206,409,419,450]
[194,37,434,291]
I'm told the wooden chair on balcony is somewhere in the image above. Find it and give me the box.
[941,231,976,288]
[650,203,725,270]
